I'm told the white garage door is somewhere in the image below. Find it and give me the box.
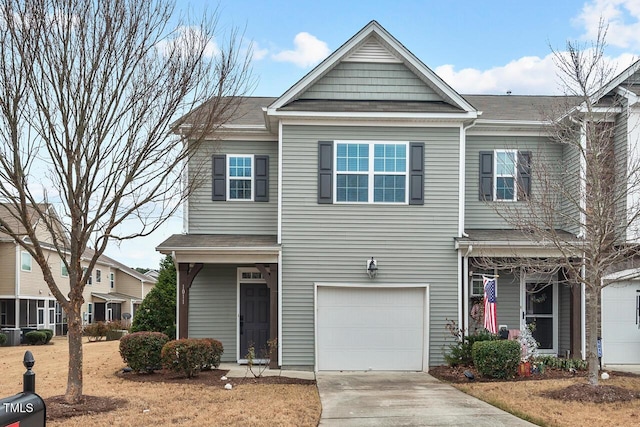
[317,286,426,371]
[602,282,640,364]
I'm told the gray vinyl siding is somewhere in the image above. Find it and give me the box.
[496,272,520,331]
[465,135,563,229]
[280,124,460,368]
[560,142,581,235]
[188,140,278,234]
[613,105,629,241]
[558,284,571,357]
[299,62,443,102]
[188,264,237,362]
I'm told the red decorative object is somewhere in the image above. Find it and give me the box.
[518,361,531,377]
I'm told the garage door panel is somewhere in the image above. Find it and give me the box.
[317,286,426,371]
[602,283,640,364]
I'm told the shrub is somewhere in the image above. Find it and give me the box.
[472,339,521,379]
[200,338,224,370]
[161,339,211,378]
[132,255,176,338]
[0,333,6,346]
[119,331,170,373]
[38,329,54,344]
[25,331,47,345]
[534,355,588,371]
[84,322,109,341]
[107,320,129,331]
[445,328,498,367]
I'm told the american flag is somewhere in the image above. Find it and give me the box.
[483,276,498,334]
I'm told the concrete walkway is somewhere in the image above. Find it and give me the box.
[604,365,640,375]
[218,362,316,380]
[317,371,536,426]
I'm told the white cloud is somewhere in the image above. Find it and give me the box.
[249,41,268,61]
[156,26,219,58]
[272,32,330,68]
[576,0,640,49]
[435,52,637,95]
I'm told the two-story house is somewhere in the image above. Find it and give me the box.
[0,204,156,337]
[157,21,640,369]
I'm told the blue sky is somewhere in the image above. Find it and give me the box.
[106,0,640,268]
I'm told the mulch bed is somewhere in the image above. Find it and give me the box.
[429,365,640,403]
[46,395,127,421]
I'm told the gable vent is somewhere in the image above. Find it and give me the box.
[343,37,401,63]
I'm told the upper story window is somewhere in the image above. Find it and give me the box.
[479,150,531,202]
[110,272,115,289]
[212,154,269,202]
[228,155,254,201]
[84,267,92,285]
[96,269,102,283]
[21,251,32,272]
[61,263,68,277]
[335,142,408,203]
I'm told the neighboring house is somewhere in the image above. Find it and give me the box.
[157,21,640,370]
[0,205,156,336]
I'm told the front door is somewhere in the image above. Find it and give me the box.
[239,283,270,360]
[524,281,558,353]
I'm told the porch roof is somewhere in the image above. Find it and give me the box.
[90,292,138,303]
[455,229,581,257]
[156,234,280,264]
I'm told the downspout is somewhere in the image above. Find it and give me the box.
[15,243,20,328]
[173,251,179,339]
[458,120,476,333]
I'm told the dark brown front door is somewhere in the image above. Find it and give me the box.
[240,283,270,359]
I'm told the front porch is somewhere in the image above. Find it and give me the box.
[456,230,584,359]
[156,234,281,367]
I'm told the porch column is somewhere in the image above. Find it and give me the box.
[178,263,203,339]
[256,263,278,368]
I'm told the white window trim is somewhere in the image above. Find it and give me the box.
[96,269,102,283]
[333,140,409,205]
[21,251,32,272]
[471,268,498,297]
[494,149,518,202]
[227,154,255,201]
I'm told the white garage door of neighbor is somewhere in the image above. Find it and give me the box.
[317,286,426,371]
[602,282,640,364]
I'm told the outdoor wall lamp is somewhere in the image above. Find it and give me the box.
[367,257,378,278]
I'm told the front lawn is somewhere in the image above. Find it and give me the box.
[0,337,321,426]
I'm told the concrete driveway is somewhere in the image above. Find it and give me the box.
[317,371,536,426]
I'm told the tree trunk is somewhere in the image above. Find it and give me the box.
[65,305,84,403]
[585,285,600,385]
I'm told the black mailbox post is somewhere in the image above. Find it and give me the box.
[0,351,46,427]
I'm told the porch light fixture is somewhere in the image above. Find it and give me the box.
[367,257,378,279]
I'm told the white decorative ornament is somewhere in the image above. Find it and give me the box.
[601,372,610,380]
[224,383,233,390]
[221,376,228,381]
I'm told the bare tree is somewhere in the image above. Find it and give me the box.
[478,22,640,386]
[0,0,253,403]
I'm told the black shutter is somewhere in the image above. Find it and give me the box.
[254,155,269,202]
[212,155,226,201]
[409,142,424,205]
[318,141,333,204]
[479,151,493,201]
[517,151,531,200]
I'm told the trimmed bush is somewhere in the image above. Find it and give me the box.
[445,329,498,367]
[25,331,47,345]
[161,339,211,378]
[119,331,170,373]
[200,338,224,370]
[38,329,54,344]
[472,339,521,379]
[84,322,109,341]
[0,333,6,346]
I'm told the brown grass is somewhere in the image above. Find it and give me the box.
[0,338,321,426]
[455,377,640,427]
